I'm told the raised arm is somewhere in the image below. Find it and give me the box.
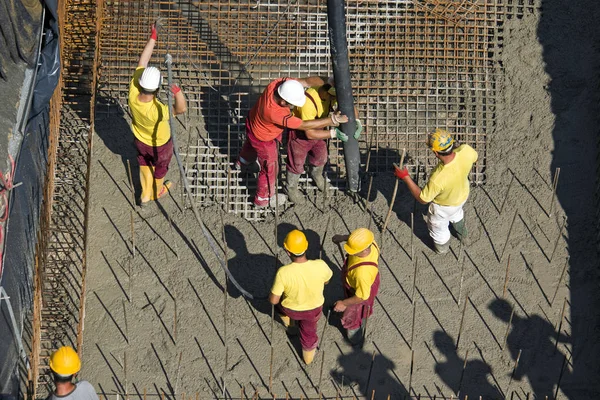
[170,84,187,115]
[138,18,163,68]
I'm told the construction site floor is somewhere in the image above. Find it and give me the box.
[79,5,600,400]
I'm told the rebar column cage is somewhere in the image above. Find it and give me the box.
[97,0,536,221]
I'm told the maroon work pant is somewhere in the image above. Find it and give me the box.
[238,119,279,200]
[285,129,328,175]
[341,274,381,330]
[279,305,323,350]
[135,138,173,179]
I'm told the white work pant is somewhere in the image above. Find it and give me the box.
[427,201,466,245]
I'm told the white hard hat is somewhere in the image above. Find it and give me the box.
[277,80,306,107]
[139,66,161,91]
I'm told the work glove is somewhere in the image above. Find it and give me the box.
[393,163,409,179]
[329,111,349,127]
[150,17,164,40]
[170,84,181,95]
[354,119,363,139]
[330,128,348,142]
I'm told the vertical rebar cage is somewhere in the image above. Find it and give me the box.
[98,0,536,220]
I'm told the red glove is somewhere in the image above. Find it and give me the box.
[394,164,409,179]
[170,84,181,95]
[150,24,158,40]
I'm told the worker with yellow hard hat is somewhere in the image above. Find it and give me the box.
[332,228,380,346]
[269,229,333,364]
[394,129,478,254]
[48,346,99,400]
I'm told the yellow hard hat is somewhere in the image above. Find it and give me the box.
[344,228,374,255]
[49,346,81,377]
[426,128,454,152]
[284,229,309,256]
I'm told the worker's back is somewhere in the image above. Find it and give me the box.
[47,381,99,400]
[420,144,478,207]
[271,259,332,311]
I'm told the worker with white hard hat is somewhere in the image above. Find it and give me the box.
[236,77,349,208]
[48,346,99,400]
[269,229,333,364]
[394,129,478,254]
[332,228,381,346]
[284,81,363,204]
[129,18,187,206]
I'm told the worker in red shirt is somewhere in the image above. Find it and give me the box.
[236,77,348,208]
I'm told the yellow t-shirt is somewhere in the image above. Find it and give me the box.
[128,67,171,147]
[419,144,478,207]
[271,259,333,311]
[293,87,331,121]
[346,243,380,300]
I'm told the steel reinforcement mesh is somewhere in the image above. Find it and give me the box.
[98,0,537,221]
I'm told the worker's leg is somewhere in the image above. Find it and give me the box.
[294,307,322,364]
[307,140,328,191]
[151,139,174,200]
[285,130,309,204]
[427,203,454,254]
[135,139,155,204]
[253,137,280,207]
[448,204,468,244]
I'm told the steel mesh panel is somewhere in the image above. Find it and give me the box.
[98,0,537,220]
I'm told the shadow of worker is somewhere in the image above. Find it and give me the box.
[489,298,572,399]
[95,96,141,201]
[331,343,408,399]
[433,331,501,399]
[224,224,276,315]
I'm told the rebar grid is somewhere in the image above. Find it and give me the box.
[98,0,537,220]
[33,0,100,395]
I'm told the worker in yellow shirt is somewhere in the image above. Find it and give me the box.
[394,129,478,254]
[332,228,380,346]
[129,19,187,206]
[269,229,333,364]
[285,83,362,204]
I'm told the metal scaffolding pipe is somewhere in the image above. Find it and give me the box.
[327,0,360,192]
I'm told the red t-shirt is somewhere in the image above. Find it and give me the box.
[248,78,303,142]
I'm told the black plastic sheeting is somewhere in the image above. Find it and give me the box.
[0,0,42,80]
[0,0,60,397]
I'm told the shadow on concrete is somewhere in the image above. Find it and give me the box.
[539,1,600,397]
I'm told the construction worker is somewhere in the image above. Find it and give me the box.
[48,346,99,400]
[394,129,478,254]
[285,83,363,204]
[332,228,380,346]
[269,229,333,364]
[129,19,187,206]
[236,77,349,208]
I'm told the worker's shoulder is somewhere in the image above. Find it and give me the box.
[75,380,96,392]
[456,143,477,156]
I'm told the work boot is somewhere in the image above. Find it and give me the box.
[346,326,364,347]
[451,219,470,245]
[285,171,304,204]
[302,348,316,365]
[309,165,325,191]
[433,240,451,255]
[235,158,260,174]
[139,165,154,205]
[152,177,173,201]
[279,315,298,336]
[254,193,287,208]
